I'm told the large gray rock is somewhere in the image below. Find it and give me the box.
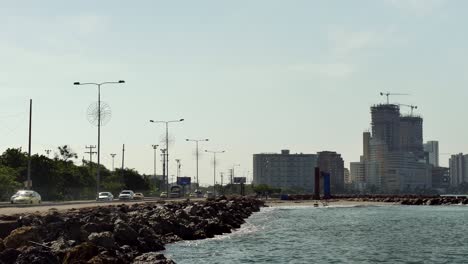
[132,252,175,264]
[88,232,115,249]
[114,223,138,246]
[15,246,59,264]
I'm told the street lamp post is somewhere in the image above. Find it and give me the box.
[186,138,209,189]
[74,80,125,196]
[205,150,225,197]
[110,153,117,171]
[150,119,184,195]
[175,159,181,179]
[152,145,159,189]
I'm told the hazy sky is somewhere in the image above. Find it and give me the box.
[1,0,467,185]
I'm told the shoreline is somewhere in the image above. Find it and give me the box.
[266,199,396,207]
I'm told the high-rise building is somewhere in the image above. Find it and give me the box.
[371,104,401,152]
[432,166,450,189]
[351,102,432,193]
[350,161,366,190]
[449,153,468,186]
[344,168,350,184]
[317,151,345,192]
[400,116,424,159]
[424,141,439,167]
[253,149,317,192]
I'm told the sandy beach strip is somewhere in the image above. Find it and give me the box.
[265,199,397,207]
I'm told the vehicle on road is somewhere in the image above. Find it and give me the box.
[160,192,168,198]
[118,190,135,200]
[134,193,144,200]
[194,189,203,198]
[169,186,181,198]
[204,191,214,199]
[96,192,114,201]
[189,190,203,198]
[10,190,42,204]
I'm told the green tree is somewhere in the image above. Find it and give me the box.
[0,166,21,200]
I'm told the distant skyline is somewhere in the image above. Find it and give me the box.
[1,0,467,185]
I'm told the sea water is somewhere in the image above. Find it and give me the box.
[165,205,468,263]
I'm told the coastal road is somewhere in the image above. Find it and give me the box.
[0,197,201,215]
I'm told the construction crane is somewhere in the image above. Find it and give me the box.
[380,92,409,104]
[398,104,418,116]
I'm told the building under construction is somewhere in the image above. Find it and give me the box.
[351,102,431,193]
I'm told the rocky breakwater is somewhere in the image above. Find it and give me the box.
[337,195,468,206]
[0,196,264,264]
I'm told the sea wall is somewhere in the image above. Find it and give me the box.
[0,197,265,264]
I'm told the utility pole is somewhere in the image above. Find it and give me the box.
[232,164,240,185]
[27,99,32,190]
[186,139,209,189]
[85,145,97,167]
[45,149,51,158]
[110,153,116,171]
[205,150,225,197]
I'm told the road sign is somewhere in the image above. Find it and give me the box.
[233,177,246,184]
[177,177,191,185]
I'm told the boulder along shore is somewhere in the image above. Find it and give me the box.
[0,196,265,264]
[277,194,468,206]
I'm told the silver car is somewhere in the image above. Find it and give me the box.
[118,190,135,200]
[96,192,114,201]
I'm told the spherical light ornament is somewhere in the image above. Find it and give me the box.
[87,101,112,126]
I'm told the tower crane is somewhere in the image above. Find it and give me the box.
[380,92,409,104]
[398,104,418,116]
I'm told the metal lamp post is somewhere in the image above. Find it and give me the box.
[110,153,117,171]
[186,138,209,189]
[150,119,184,195]
[205,150,225,197]
[74,80,125,196]
[152,144,159,190]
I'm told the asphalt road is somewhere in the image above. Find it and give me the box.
[0,197,207,216]
[0,197,164,215]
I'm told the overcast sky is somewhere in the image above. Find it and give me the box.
[1,0,467,185]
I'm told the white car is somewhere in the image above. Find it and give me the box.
[96,192,114,201]
[118,190,135,200]
[11,190,42,204]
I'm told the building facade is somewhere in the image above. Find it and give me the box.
[449,153,468,186]
[424,141,439,167]
[253,150,317,192]
[400,116,424,159]
[317,151,345,193]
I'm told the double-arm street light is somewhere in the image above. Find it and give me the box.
[186,138,209,189]
[205,150,225,197]
[150,119,184,195]
[74,80,125,195]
